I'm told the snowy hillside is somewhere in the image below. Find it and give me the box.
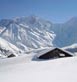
[0,54,77,82]
[0,37,22,58]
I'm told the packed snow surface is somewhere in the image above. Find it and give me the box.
[0,54,77,82]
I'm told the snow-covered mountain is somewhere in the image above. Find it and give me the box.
[0,16,55,52]
[52,17,77,47]
[0,16,77,57]
[0,16,77,82]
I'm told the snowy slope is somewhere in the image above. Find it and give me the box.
[0,55,77,82]
[63,43,77,55]
[52,17,77,47]
[0,37,22,58]
[0,16,55,51]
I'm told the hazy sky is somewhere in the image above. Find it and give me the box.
[0,0,77,23]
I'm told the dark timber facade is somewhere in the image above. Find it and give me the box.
[39,48,72,59]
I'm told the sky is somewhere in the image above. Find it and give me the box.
[0,0,77,23]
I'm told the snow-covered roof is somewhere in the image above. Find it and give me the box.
[35,47,74,58]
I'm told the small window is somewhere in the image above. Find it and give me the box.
[59,54,65,57]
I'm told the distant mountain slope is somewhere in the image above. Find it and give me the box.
[0,16,55,51]
[0,16,77,52]
[51,17,77,47]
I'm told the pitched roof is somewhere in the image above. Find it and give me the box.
[36,47,73,58]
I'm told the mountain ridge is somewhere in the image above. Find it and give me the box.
[0,15,77,54]
[0,16,55,52]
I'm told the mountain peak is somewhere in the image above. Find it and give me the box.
[0,19,15,27]
[12,15,40,25]
[66,16,77,23]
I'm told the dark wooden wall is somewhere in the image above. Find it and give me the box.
[39,48,72,59]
